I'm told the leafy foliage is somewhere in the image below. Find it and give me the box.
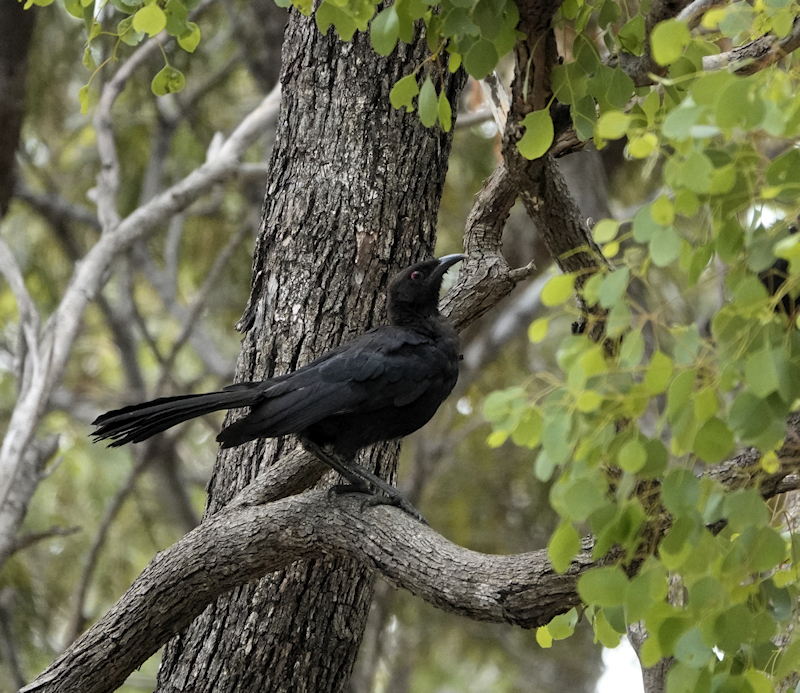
[479,1,800,688]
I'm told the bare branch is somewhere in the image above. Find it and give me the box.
[21,490,597,693]
[703,16,800,73]
[441,165,532,331]
[0,589,26,691]
[154,221,252,391]
[0,234,40,384]
[0,84,281,573]
[14,186,101,231]
[64,443,157,646]
[10,525,80,555]
[677,0,724,27]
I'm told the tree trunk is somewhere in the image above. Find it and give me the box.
[0,0,35,217]
[155,11,465,693]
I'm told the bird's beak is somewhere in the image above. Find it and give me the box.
[430,254,467,284]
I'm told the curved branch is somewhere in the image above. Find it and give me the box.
[21,488,594,693]
[0,85,282,574]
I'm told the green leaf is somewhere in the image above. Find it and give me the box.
[572,94,597,141]
[510,407,543,448]
[578,566,629,607]
[438,92,452,132]
[548,608,578,639]
[619,330,644,368]
[442,6,479,37]
[714,604,754,654]
[472,0,502,39]
[118,15,144,46]
[151,65,186,96]
[552,62,589,105]
[82,46,95,71]
[745,348,781,399]
[575,390,602,412]
[315,1,358,40]
[651,195,674,225]
[549,521,581,574]
[517,110,554,160]
[593,609,622,648]
[640,438,668,478]
[593,219,619,244]
[661,468,700,517]
[177,22,201,52]
[766,147,800,188]
[618,439,646,473]
[729,391,786,450]
[598,267,629,309]
[370,6,399,56]
[633,204,662,243]
[448,52,462,72]
[463,39,498,80]
[651,19,690,66]
[606,300,631,337]
[598,0,621,27]
[164,0,188,35]
[667,368,696,423]
[78,85,90,115]
[692,417,734,464]
[628,133,658,158]
[389,74,419,111]
[747,526,787,572]
[133,3,166,36]
[541,409,573,465]
[596,111,630,140]
[542,273,575,306]
[649,227,682,267]
[644,351,673,395]
[418,76,438,128]
[617,14,645,56]
[588,65,634,114]
[674,627,713,669]
[724,488,769,532]
[528,317,548,343]
[775,639,800,679]
[64,0,84,17]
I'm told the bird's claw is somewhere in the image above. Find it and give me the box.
[328,484,428,524]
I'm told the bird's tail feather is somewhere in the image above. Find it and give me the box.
[92,388,261,447]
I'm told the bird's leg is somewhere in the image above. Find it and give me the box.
[302,441,427,524]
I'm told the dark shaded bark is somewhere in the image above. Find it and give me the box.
[0,0,36,216]
[155,11,465,693]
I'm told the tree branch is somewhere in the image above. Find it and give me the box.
[0,84,281,573]
[21,488,596,693]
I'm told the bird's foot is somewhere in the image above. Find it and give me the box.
[328,484,428,525]
[327,482,370,499]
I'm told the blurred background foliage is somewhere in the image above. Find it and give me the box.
[0,0,650,691]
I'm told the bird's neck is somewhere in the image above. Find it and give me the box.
[389,307,448,336]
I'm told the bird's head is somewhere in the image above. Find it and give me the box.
[387,254,466,325]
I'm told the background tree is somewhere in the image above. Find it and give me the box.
[4,0,800,692]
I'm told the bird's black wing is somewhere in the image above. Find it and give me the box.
[216,327,457,446]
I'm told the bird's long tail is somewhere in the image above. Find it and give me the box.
[92,385,261,447]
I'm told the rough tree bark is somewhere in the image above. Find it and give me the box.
[154,11,465,693]
[0,0,36,217]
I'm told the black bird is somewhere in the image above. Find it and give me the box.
[92,254,465,520]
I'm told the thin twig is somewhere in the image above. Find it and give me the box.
[64,445,155,647]
[11,525,80,555]
[154,220,253,392]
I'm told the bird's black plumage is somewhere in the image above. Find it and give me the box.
[92,255,465,516]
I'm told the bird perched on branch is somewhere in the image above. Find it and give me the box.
[92,254,466,521]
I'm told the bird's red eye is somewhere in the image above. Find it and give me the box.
[411,270,422,281]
